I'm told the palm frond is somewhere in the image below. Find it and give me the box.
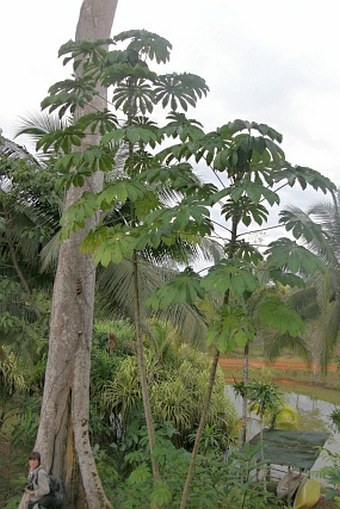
[320,300,340,372]
[285,205,338,266]
[265,333,311,365]
[287,287,320,320]
[14,112,67,142]
[307,191,340,264]
[285,191,340,373]
[40,231,61,272]
[14,112,68,162]
[0,133,32,158]
[96,257,207,345]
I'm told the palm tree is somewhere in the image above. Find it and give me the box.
[277,191,340,372]
[0,135,59,369]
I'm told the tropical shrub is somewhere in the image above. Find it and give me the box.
[102,332,238,452]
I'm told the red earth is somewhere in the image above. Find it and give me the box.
[218,358,338,372]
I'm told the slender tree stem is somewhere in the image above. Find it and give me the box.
[180,204,241,508]
[132,252,161,484]
[241,341,249,445]
[7,237,41,318]
[179,348,220,509]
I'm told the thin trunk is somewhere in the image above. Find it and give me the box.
[241,341,249,444]
[126,68,160,486]
[179,348,220,509]
[132,253,161,484]
[260,416,267,498]
[30,2,118,509]
[180,208,241,509]
[7,236,42,318]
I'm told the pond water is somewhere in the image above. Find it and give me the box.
[226,383,340,434]
[225,383,340,476]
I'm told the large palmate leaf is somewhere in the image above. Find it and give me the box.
[202,259,259,299]
[266,238,325,275]
[255,297,305,337]
[206,305,254,352]
[96,259,208,346]
[154,73,209,111]
[114,29,172,64]
[147,268,205,308]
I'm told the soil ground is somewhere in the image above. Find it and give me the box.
[218,357,340,390]
[219,358,337,371]
[313,499,339,509]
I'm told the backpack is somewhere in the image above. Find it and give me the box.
[30,470,65,509]
[48,475,65,503]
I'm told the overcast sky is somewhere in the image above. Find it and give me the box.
[1,0,339,222]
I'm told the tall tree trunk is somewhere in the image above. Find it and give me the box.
[31,2,118,508]
[241,341,249,445]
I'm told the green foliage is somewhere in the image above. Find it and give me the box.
[246,380,283,418]
[100,436,283,509]
[113,30,172,64]
[255,296,305,336]
[284,191,340,373]
[202,259,259,298]
[318,449,340,503]
[223,443,284,509]
[42,30,208,123]
[280,207,326,243]
[206,305,255,352]
[330,407,340,431]
[266,238,325,275]
[278,165,336,194]
[150,480,173,507]
[101,322,237,451]
[154,73,209,111]
[10,403,39,451]
[233,380,283,418]
[33,30,336,371]
[0,347,26,396]
[147,268,205,308]
[3,28,337,507]
[0,151,56,404]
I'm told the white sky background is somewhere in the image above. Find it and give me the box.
[0,0,339,243]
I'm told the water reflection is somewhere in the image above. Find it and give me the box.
[226,384,340,435]
[225,384,340,475]
[284,391,333,432]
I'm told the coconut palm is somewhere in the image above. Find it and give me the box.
[0,135,59,368]
[0,138,57,437]
[278,191,340,371]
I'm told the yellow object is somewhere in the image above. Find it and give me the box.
[274,405,300,429]
[293,479,321,509]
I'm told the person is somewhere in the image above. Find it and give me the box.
[19,451,50,509]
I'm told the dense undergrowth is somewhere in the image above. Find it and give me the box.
[1,320,340,508]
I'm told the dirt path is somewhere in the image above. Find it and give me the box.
[218,358,338,372]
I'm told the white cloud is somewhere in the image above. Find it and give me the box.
[0,0,339,201]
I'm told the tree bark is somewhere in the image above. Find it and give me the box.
[31,2,118,508]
